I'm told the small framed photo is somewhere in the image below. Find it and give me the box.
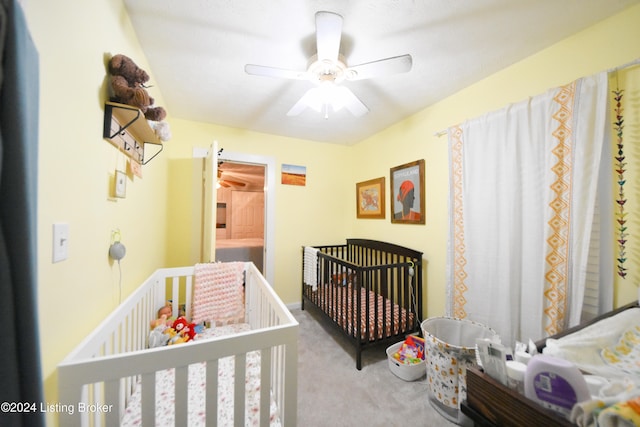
[281,163,306,186]
[115,170,127,198]
[390,159,425,224]
[356,177,385,219]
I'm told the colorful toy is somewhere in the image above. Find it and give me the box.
[171,316,197,342]
[393,335,425,365]
[147,306,201,347]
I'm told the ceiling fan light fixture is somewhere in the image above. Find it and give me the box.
[252,11,406,119]
[293,82,351,118]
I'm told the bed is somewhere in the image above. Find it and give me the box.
[216,238,264,272]
[461,301,640,427]
[301,238,423,370]
[57,262,298,426]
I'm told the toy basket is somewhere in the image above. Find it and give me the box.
[386,341,426,381]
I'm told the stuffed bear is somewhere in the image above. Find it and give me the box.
[108,54,167,122]
[109,53,149,86]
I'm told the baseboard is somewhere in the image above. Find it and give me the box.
[287,301,302,311]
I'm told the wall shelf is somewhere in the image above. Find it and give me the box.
[103,101,163,165]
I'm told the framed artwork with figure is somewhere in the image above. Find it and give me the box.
[390,159,425,224]
[356,177,385,219]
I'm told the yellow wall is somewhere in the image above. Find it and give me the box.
[22,1,640,425]
[351,5,640,316]
[26,1,172,424]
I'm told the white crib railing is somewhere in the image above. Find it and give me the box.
[57,263,298,426]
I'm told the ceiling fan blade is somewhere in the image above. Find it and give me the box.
[244,64,307,80]
[315,11,343,62]
[286,90,314,116]
[346,54,413,80]
[339,87,369,117]
[223,179,246,187]
[287,85,368,117]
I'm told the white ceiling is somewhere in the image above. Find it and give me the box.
[124,0,639,145]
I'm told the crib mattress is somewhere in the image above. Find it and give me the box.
[310,284,415,341]
[120,324,281,426]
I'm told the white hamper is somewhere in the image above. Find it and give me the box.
[421,317,497,426]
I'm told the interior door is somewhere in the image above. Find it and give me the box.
[198,149,275,285]
[201,141,218,262]
[230,191,265,239]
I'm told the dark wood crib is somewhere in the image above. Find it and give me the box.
[301,239,423,369]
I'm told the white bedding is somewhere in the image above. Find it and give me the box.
[543,307,640,380]
[120,324,281,426]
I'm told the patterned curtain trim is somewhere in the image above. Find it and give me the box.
[543,81,576,336]
[613,88,627,279]
[449,125,468,319]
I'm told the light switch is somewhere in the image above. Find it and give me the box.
[52,223,69,263]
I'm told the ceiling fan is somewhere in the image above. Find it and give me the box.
[245,11,412,118]
[217,168,246,188]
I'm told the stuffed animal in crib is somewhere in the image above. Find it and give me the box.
[149,302,173,329]
[148,323,172,348]
[108,54,167,122]
[331,272,357,286]
[150,314,170,330]
[157,301,172,318]
[171,316,197,343]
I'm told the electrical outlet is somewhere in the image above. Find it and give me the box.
[52,223,69,263]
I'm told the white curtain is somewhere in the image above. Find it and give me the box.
[446,72,612,347]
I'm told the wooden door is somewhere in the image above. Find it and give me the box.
[230,191,265,239]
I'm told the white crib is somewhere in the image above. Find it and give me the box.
[57,263,298,426]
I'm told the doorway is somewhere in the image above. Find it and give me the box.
[215,161,266,271]
[197,147,276,285]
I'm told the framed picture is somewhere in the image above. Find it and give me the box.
[281,163,306,186]
[356,177,385,219]
[390,159,425,224]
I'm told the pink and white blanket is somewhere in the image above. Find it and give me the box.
[192,262,245,325]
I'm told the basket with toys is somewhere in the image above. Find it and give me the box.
[387,335,426,381]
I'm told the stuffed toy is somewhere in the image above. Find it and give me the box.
[147,312,200,348]
[149,314,170,330]
[108,54,167,122]
[172,316,197,342]
[148,324,171,348]
[149,120,172,142]
[149,302,173,329]
[157,301,172,318]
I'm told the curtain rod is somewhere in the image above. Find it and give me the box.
[433,57,640,139]
[608,57,640,73]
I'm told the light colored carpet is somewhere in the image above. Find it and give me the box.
[293,307,459,427]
